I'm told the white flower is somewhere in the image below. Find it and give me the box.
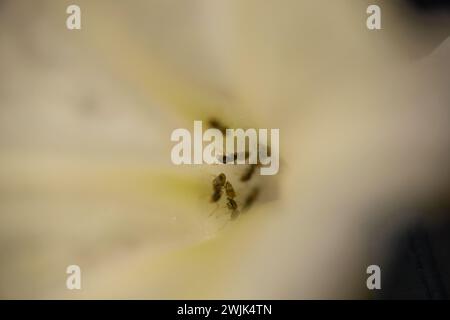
[0,0,448,298]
